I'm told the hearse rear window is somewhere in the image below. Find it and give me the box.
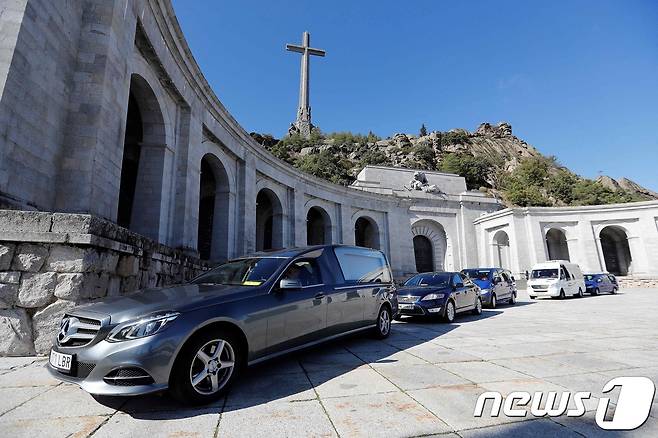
[333,247,392,284]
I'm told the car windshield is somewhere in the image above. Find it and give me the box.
[192,257,285,287]
[531,269,558,279]
[462,269,492,281]
[404,273,452,287]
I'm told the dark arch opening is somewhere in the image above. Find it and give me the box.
[355,217,380,249]
[256,189,283,251]
[413,235,434,273]
[307,207,331,245]
[546,228,570,261]
[197,154,230,261]
[493,230,510,269]
[117,92,142,229]
[600,226,632,276]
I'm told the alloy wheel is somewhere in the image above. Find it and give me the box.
[379,308,391,336]
[189,339,236,395]
[446,301,455,322]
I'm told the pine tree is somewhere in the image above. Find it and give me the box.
[419,124,428,137]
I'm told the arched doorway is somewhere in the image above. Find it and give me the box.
[546,228,570,261]
[413,235,434,273]
[355,216,380,249]
[600,226,632,276]
[197,154,230,261]
[493,230,510,270]
[117,74,167,241]
[256,188,283,251]
[307,206,331,245]
[411,220,449,271]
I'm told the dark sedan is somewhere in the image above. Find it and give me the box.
[395,272,482,322]
[585,273,618,295]
[47,245,397,404]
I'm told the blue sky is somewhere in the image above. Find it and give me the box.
[171,0,658,190]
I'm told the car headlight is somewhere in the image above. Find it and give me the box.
[107,312,179,342]
[480,288,491,294]
[421,293,445,301]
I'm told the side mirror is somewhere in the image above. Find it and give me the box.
[279,279,302,290]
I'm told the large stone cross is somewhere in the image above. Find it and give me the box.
[286,31,325,138]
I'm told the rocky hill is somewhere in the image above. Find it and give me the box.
[250,123,656,207]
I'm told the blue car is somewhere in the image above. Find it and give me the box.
[584,274,618,295]
[461,268,517,308]
[396,272,482,323]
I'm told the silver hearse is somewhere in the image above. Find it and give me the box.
[48,245,398,404]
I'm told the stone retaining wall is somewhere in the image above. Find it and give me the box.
[0,210,208,356]
[617,277,658,289]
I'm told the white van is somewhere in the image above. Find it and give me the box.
[527,260,586,299]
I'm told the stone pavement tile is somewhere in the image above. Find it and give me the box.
[308,367,398,398]
[460,344,531,361]
[407,383,523,431]
[504,341,574,357]
[343,337,400,353]
[0,415,106,438]
[299,351,365,372]
[405,344,482,364]
[599,366,658,385]
[552,410,658,437]
[459,418,580,437]
[0,357,40,371]
[375,363,470,391]
[0,385,50,415]
[354,349,428,367]
[595,349,658,368]
[219,399,337,438]
[2,384,116,420]
[545,372,614,400]
[440,361,530,383]
[0,362,59,387]
[548,353,631,373]
[93,409,220,438]
[491,356,584,378]
[248,356,305,375]
[322,391,452,437]
[224,370,315,407]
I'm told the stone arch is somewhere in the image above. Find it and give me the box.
[600,225,632,276]
[492,230,511,270]
[256,188,284,250]
[197,153,231,262]
[546,228,570,261]
[354,216,380,249]
[411,219,449,271]
[117,73,168,241]
[307,206,332,245]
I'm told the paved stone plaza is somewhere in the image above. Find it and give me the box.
[0,288,657,437]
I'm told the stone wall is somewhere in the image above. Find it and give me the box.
[0,210,208,356]
[617,277,658,289]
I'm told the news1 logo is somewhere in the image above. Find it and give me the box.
[474,377,655,431]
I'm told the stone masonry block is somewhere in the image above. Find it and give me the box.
[0,308,35,356]
[54,273,84,301]
[32,300,75,354]
[0,210,52,233]
[100,251,119,272]
[0,272,20,284]
[11,243,48,272]
[17,272,57,308]
[116,255,139,277]
[0,283,19,309]
[46,245,101,272]
[0,244,16,270]
[83,272,109,299]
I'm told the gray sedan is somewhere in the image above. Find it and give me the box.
[47,245,397,404]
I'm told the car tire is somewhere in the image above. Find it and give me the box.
[612,287,618,294]
[472,297,483,315]
[559,289,566,299]
[393,314,402,322]
[576,288,584,298]
[490,294,497,309]
[443,300,456,323]
[169,329,244,405]
[372,305,392,339]
[592,288,599,296]
[509,292,516,305]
